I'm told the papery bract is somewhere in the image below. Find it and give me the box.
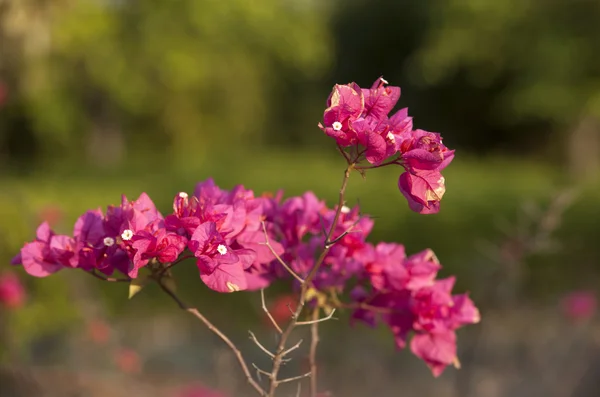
[398,171,446,214]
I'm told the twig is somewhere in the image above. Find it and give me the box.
[156,279,266,396]
[309,308,320,397]
[282,339,304,357]
[86,270,130,282]
[267,165,353,397]
[278,372,312,384]
[158,254,194,277]
[261,289,284,334]
[252,363,273,379]
[249,331,275,359]
[296,309,337,325]
[261,221,305,284]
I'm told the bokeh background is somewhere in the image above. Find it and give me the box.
[1,0,600,396]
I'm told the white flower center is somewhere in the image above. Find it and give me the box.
[226,281,240,292]
[386,132,395,143]
[340,205,351,214]
[121,229,133,241]
[217,244,228,255]
[178,192,188,199]
[103,237,115,247]
[332,121,343,131]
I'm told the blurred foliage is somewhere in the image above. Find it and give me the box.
[410,0,600,152]
[0,0,331,169]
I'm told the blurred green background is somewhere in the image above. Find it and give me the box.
[1,0,600,395]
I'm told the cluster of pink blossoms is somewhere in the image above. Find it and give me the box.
[11,77,478,376]
[11,179,478,375]
[319,77,453,214]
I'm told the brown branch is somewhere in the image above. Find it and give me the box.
[261,222,304,284]
[156,279,266,396]
[86,270,130,282]
[309,308,320,397]
[296,309,336,326]
[261,289,283,334]
[278,372,312,384]
[267,164,353,397]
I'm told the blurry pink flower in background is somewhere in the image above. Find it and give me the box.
[38,205,64,228]
[0,272,26,309]
[86,319,111,344]
[114,348,141,374]
[561,290,596,322]
[175,383,228,397]
[264,294,297,328]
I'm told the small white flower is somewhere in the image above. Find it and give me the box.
[386,132,396,143]
[178,192,188,199]
[121,229,133,241]
[217,244,228,255]
[340,205,351,214]
[103,237,115,247]
[332,121,343,131]
[226,281,240,292]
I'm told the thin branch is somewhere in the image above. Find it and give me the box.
[354,157,402,170]
[282,339,304,357]
[267,164,353,397]
[252,363,273,379]
[309,308,320,397]
[261,221,305,284]
[249,331,275,359]
[158,254,195,277]
[336,143,352,164]
[86,270,130,282]
[296,309,337,325]
[277,372,312,384]
[156,279,266,396]
[261,289,283,334]
[296,382,302,397]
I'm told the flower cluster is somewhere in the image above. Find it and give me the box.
[10,76,478,378]
[318,77,454,214]
[11,179,478,375]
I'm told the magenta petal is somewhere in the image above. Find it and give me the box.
[35,222,53,242]
[451,293,481,326]
[234,249,257,270]
[10,253,22,265]
[363,132,387,165]
[21,242,63,277]
[410,332,457,377]
[200,263,248,293]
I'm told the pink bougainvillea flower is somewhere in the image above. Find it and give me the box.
[361,76,401,120]
[398,170,446,214]
[189,222,255,292]
[319,82,365,146]
[561,290,596,322]
[399,129,454,173]
[410,331,458,377]
[0,272,26,309]
[128,225,187,278]
[13,222,76,277]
